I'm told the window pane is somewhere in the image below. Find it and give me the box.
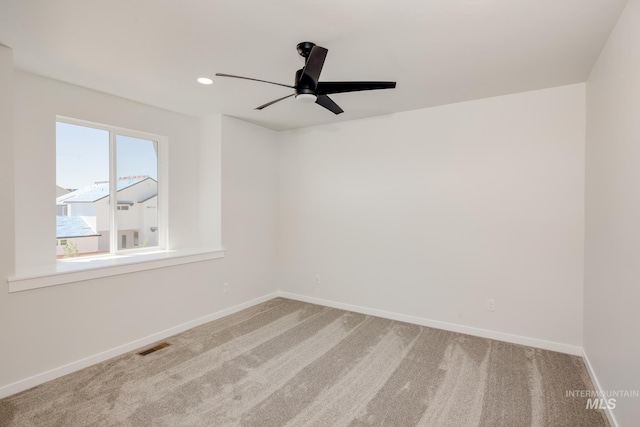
[56,122,110,257]
[116,135,158,250]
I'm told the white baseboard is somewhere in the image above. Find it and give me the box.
[277,291,583,356]
[0,292,279,399]
[582,349,619,427]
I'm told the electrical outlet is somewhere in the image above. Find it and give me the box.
[315,275,321,285]
[487,299,495,312]
[223,283,229,294]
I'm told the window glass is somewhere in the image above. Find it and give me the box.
[56,121,161,257]
[56,122,110,257]
[116,135,158,250]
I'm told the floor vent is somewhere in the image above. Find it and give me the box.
[138,342,171,356]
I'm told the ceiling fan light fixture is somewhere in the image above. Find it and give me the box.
[197,77,213,85]
[295,93,317,103]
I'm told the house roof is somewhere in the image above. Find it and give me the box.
[138,194,157,204]
[56,216,101,239]
[57,177,156,204]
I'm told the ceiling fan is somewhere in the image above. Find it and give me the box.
[216,42,396,115]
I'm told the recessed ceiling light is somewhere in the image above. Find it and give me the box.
[197,77,213,85]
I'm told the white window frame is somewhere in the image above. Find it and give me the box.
[6,116,225,294]
[56,116,169,257]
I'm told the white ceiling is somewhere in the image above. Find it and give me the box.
[0,0,628,130]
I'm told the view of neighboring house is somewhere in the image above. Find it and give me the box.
[56,216,101,256]
[56,176,158,256]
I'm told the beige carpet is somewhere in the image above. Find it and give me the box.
[0,298,608,426]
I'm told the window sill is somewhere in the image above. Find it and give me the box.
[7,247,225,293]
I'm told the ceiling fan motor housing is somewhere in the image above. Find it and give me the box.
[295,68,316,96]
[296,41,316,59]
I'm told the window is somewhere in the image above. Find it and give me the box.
[56,118,165,258]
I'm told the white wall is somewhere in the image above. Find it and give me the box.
[200,114,222,249]
[0,46,16,388]
[1,71,279,391]
[220,116,279,297]
[278,84,586,348]
[585,0,640,425]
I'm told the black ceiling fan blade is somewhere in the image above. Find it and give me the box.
[315,95,344,115]
[300,46,328,86]
[215,73,294,89]
[255,93,295,110]
[316,81,396,95]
